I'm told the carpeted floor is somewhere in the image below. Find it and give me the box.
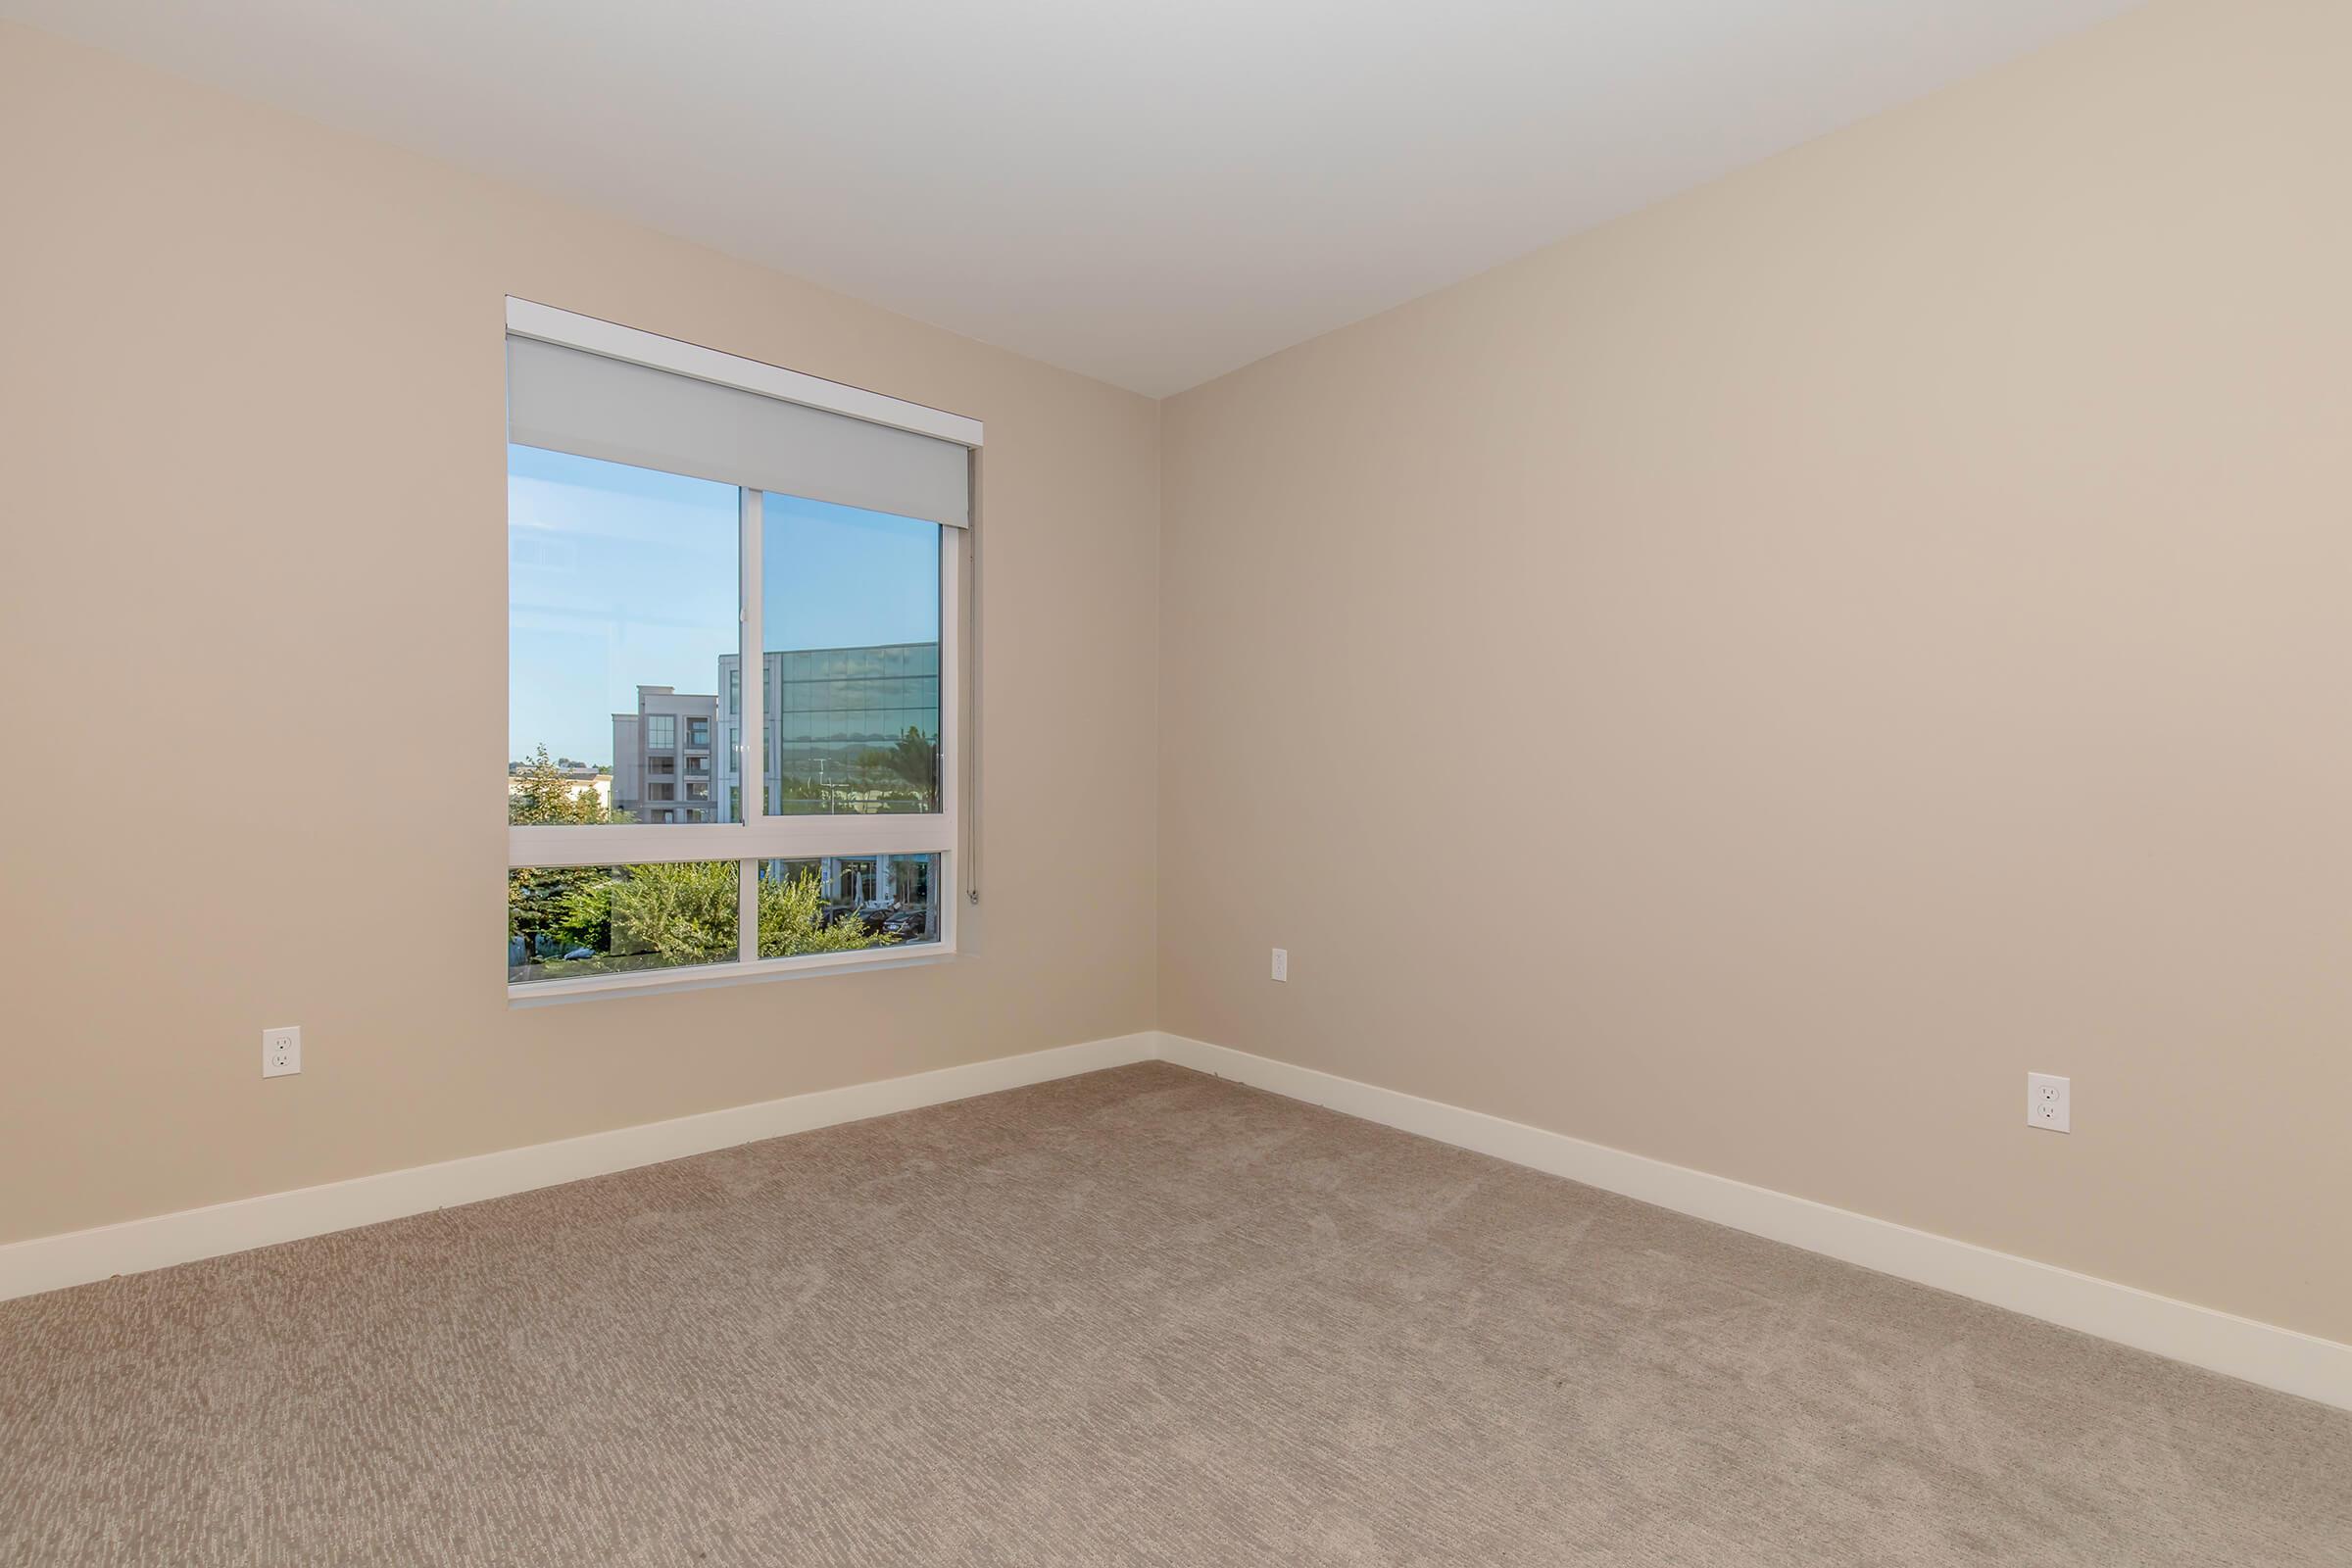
[2,1062,2345,1566]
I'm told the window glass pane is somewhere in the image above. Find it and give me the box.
[508,861,740,984]
[757,854,940,955]
[760,495,940,816]
[508,445,737,827]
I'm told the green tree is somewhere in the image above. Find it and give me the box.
[508,744,621,959]
[509,743,614,825]
[608,860,739,966]
[507,745,899,976]
[548,874,615,954]
[759,868,897,958]
[885,726,937,794]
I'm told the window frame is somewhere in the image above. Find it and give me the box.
[506,299,978,1003]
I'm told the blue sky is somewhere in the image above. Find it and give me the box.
[509,445,939,764]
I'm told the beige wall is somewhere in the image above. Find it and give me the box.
[0,24,1159,1245]
[1159,0,2351,1344]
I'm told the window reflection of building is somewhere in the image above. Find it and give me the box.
[715,642,941,818]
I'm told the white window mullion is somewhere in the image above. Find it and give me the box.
[741,485,763,830]
[937,523,959,837]
[938,519,968,939]
[750,817,956,857]
[738,486,763,962]
[509,822,752,869]
[737,859,759,964]
[505,816,953,869]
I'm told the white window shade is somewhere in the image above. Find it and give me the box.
[506,335,972,529]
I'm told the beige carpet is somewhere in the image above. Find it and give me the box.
[2,1062,2345,1566]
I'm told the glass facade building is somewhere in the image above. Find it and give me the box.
[719,641,941,817]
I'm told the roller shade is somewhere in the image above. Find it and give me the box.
[506,335,971,528]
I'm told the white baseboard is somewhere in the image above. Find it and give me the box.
[0,1032,1156,1304]
[10,1026,2345,1414]
[1152,1032,2352,1413]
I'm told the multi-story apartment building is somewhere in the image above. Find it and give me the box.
[611,684,718,823]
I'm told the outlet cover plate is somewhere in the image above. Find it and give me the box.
[2027,1071,2069,1133]
[263,1025,302,1078]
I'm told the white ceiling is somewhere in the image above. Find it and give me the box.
[4,0,2144,396]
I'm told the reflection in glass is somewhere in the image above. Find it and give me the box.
[508,861,739,984]
[745,494,942,817]
[757,854,940,956]
[507,445,738,826]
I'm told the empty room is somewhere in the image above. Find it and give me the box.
[2,1,2346,1563]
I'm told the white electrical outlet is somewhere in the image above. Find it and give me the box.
[263,1025,302,1078]
[2027,1072,2069,1133]
[1270,948,1289,982]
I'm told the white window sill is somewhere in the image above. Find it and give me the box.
[508,943,956,1007]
